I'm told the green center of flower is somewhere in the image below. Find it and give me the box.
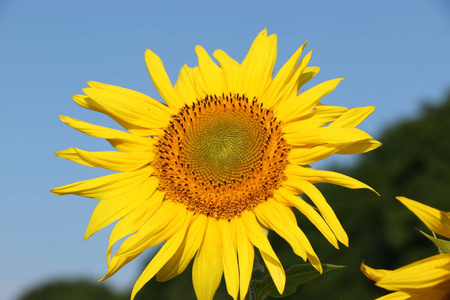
[154,94,290,219]
[184,110,265,182]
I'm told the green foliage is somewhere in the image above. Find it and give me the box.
[251,264,344,300]
[18,280,127,300]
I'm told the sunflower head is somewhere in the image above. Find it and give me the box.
[154,93,290,220]
[52,29,380,300]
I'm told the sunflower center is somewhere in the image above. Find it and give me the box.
[185,109,264,182]
[154,94,290,219]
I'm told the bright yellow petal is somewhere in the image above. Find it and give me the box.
[329,106,375,128]
[59,115,155,152]
[220,219,239,300]
[397,197,450,239]
[255,200,306,260]
[51,166,152,199]
[101,253,141,281]
[296,66,320,91]
[376,254,450,292]
[335,138,382,154]
[156,213,207,282]
[213,49,240,92]
[239,211,286,294]
[281,105,348,134]
[288,146,338,165]
[131,212,193,300]
[72,93,165,137]
[255,198,322,272]
[196,45,224,96]
[361,262,393,282]
[192,218,224,300]
[145,49,185,110]
[232,218,254,300]
[284,127,373,146]
[285,164,377,194]
[174,64,198,105]
[276,78,343,122]
[106,189,164,260]
[274,187,338,249]
[84,177,159,240]
[239,29,277,98]
[260,42,307,108]
[83,83,171,129]
[115,201,187,257]
[285,179,348,246]
[56,147,154,172]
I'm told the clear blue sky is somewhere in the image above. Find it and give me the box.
[1,1,449,299]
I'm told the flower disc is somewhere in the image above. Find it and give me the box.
[154,94,290,219]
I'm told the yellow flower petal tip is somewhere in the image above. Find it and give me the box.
[54,30,379,299]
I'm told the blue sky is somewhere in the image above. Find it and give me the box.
[1,0,449,299]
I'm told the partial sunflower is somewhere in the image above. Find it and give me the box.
[52,29,380,300]
[362,197,450,300]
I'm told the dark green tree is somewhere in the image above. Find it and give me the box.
[18,280,127,300]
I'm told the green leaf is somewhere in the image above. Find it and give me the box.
[420,230,450,254]
[251,264,345,300]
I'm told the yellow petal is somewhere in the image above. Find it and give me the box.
[239,211,286,294]
[255,198,322,273]
[83,83,171,128]
[284,127,373,146]
[397,197,450,239]
[59,115,155,152]
[276,78,343,122]
[145,49,185,110]
[285,179,348,246]
[220,219,239,300]
[101,254,141,281]
[281,105,348,133]
[106,189,164,260]
[296,66,320,91]
[361,262,392,282]
[192,218,224,300]
[196,45,224,96]
[285,164,377,194]
[86,81,172,116]
[51,166,152,198]
[335,138,382,154]
[115,201,187,257]
[288,146,338,165]
[274,188,338,249]
[156,213,207,282]
[329,106,375,128]
[84,177,159,240]
[232,218,254,300]
[72,94,165,137]
[239,29,277,98]
[174,64,198,106]
[376,254,450,292]
[56,147,154,172]
[131,212,192,300]
[213,49,240,92]
[260,42,307,108]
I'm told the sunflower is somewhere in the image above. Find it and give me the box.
[362,197,450,300]
[52,29,380,300]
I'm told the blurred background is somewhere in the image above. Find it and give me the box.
[1,0,450,299]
